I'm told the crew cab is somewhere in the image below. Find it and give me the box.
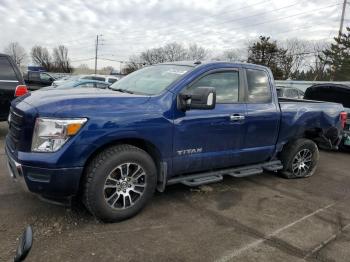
[5,62,346,222]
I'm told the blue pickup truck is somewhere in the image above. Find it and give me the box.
[6,62,346,222]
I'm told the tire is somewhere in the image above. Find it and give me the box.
[83,144,157,222]
[279,138,319,179]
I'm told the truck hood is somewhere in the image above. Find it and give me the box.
[14,88,151,117]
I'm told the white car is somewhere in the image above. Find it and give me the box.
[52,74,118,86]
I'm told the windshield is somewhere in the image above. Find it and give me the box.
[109,65,192,95]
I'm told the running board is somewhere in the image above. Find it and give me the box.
[182,175,223,187]
[229,168,263,178]
[167,160,283,187]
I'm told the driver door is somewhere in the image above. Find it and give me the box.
[172,68,246,175]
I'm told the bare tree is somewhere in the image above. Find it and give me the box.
[186,44,207,60]
[305,41,330,80]
[31,46,53,71]
[281,39,310,79]
[163,42,187,62]
[137,42,208,66]
[213,48,246,62]
[140,48,166,65]
[74,64,94,74]
[52,45,72,73]
[124,55,145,74]
[4,42,27,67]
[99,66,114,75]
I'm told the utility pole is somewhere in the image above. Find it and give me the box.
[94,34,103,74]
[338,0,347,38]
[94,35,99,74]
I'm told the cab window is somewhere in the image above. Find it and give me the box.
[187,71,239,103]
[246,69,271,103]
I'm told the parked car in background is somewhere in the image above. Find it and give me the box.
[0,53,28,121]
[42,79,111,90]
[52,74,118,87]
[51,75,81,86]
[6,61,346,222]
[304,83,350,150]
[83,74,118,84]
[24,71,56,90]
[276,86,304,99]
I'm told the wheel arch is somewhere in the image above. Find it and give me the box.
[78,138,164,195]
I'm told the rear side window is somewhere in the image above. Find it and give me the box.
[246,69,271,103]
[108,78,117,84]
[0,57,17,80]
[188,71,239,103]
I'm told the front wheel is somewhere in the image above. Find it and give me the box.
[279,139,319,179]
[83,145,157,222]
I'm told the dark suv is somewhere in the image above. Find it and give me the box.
[0,53,27,121]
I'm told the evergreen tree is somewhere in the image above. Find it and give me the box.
[321,27,350,81]
[247,36,290,80]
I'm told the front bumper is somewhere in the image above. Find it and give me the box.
[6,149,29,192]
[5,144,84,198]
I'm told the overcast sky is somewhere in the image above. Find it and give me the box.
[0,0,345,70]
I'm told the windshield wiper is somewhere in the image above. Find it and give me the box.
[111,88,134,94]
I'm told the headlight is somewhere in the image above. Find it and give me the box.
[31,118,87,152]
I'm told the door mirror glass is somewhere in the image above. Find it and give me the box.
[14,226,33,262]
[178,87,216,111]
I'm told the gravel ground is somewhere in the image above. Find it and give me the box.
[0,121,350,262]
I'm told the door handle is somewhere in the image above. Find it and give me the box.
[230,114,245,121]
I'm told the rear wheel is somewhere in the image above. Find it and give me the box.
[83,145,157,222]
[279,139,319,179]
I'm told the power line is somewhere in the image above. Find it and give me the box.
[103,1,302,42]
[100,1,341,48]
[180,2,342,40]
[102,0,272,40]
[71,57,95,62]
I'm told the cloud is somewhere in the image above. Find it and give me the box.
[0,0,342,69]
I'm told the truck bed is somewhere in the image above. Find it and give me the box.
[277,98,344,148]
[278,97,324,103]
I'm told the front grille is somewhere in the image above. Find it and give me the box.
[8,107,24,150]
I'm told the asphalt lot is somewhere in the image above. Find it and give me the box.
[1,121,350,262]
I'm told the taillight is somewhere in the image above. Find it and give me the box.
[340,112,347,129]
[15,85,28,97]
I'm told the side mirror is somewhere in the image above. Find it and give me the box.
[14,226,33,262]
[178,87,216,111]
[49,77,54,81]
